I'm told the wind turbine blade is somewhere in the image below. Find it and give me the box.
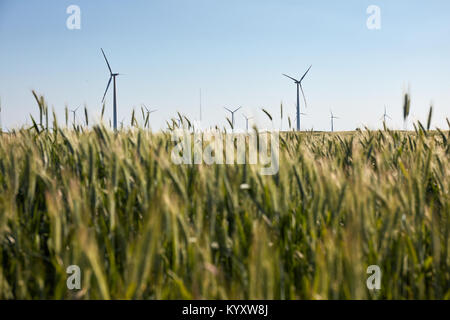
[282,74,299,82]
[101,103,106,119]
[224,107,232,113]
[300,65,312,81]
[101,48,113,74]
[300,84,308,108]
[387,115,392,120]
[101,76,112,103]
[233,107,242,113]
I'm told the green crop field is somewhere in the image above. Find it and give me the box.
[0,97,449,300]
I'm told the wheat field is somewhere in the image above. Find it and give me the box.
[0,96,448,300]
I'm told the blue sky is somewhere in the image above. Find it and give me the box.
[0,0,449,131]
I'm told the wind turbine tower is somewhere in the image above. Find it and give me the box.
[283,65,312,131]
[330,110,339,132]
[243,114,253,131]
[101,48,120,131]
[381,106,392,123]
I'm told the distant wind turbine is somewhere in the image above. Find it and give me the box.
[381,106,392,123]
[143,105,157,115]
[100,48,121,131]
[224,107,241,130]
[243,114,253,131]
[71,107,80,127]
[330,110,339,132]
[283,65,312,131]
[143,105,157,129]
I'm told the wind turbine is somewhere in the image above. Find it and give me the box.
[381,106,391,123]
[70,107,80,127]
[143,105,157,115]
[224,107,241,130]
[330,110,339,132]
[283,65,312,131]
[243,114,253,131]
[143,105,157,129]
[100,48,120,131]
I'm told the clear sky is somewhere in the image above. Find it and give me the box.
[0,0,449,131]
